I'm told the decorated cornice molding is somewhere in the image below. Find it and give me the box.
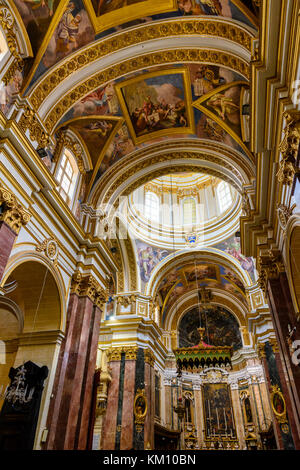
[70,271,108,308]
[0,186,31,234]
[116,294,137,307]
[277,111,300,186]
[29,17,252,116]
[41,48,249,134]
[257,249,285,293]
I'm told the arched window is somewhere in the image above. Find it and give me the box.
[56,148,79,207]
[145,191,159,221]
[183,197,196,225]
[217,181,232,212]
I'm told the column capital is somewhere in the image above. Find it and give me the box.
[144,348,155,367]
[70,271,108,307]
[257,249,285,293]
[256,342,266,359]
[124,346,139,360]
[0,187,31,234]
[269,337,280,353]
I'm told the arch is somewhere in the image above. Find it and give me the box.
[91,141,254,212]
[147,247,253,299]
[167,289,248,332]
[0,252,66,332]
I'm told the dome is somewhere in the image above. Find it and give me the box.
[123,172,241,249]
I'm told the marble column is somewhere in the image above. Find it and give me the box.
[144,350,155,450]
[0,187,31,282]
[120,349,137,450]
[44,273,106,450]
[231,386,246,449]
[101,351,122,450]
[193,387,203,448]
[266,270,300,438]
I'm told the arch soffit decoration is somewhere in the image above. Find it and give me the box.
[26,16,255,121]
[166,289,248,332]
[0,251,66,332]
[90,141,255,210]
[115,218,138,293]
[147,248,252,299]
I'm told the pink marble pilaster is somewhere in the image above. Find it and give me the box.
[120,360,136,450]
[101,361,121,450]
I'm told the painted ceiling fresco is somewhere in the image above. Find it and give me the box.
[45,62,250,200]
[11,0,257,91]
[178,305,242,350]
[156,262,247,325]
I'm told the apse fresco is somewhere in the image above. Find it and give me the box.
[178,305,242,350]
[0,69,24,116]
[59,117,119,167]
[203,383,236,438]
[214,235,255,281]
[136,240,171,285]
[91,0,146,16]
[117,71,192,142]
[14,0,60,56]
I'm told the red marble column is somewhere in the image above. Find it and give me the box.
[120,359,136,450]
[144,352,155,450]
[272,345,300,449]
[45,292,80,449]
[267,273,300,444]
[101,358,121,450]
[44,274,106,450]
[258,348,282,449]
[0,222,16,282]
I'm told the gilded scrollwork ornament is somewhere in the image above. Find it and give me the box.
[36,237,59,268]
[0,186,31,234]
[277,111,300,186]
[257,249,285,293]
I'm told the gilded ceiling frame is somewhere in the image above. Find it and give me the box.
[27,17,253,115]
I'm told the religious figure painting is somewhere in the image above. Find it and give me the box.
[0,69,24,116]
[96,123,135,178]
[136,240,170,284]
[176,0,257,29]
[14,0,60,56]
[203,383,236,438]
[91,0,146,16]
[201,85,243,137]
[57,116,119,169]
[41,1,95,70]
[214,235,255,281]
[178,305,242,350]
[116,69,194,144]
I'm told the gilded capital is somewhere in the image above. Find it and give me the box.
[0,187,31,234]
[124,346,139,361]
[71,271,108,307]
[106,347,123,362]
[257,343,266,359]
[257,249,285,293]
[269,337,279,353]
[144,348,155,367]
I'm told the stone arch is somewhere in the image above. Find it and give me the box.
[285,215,300,315]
